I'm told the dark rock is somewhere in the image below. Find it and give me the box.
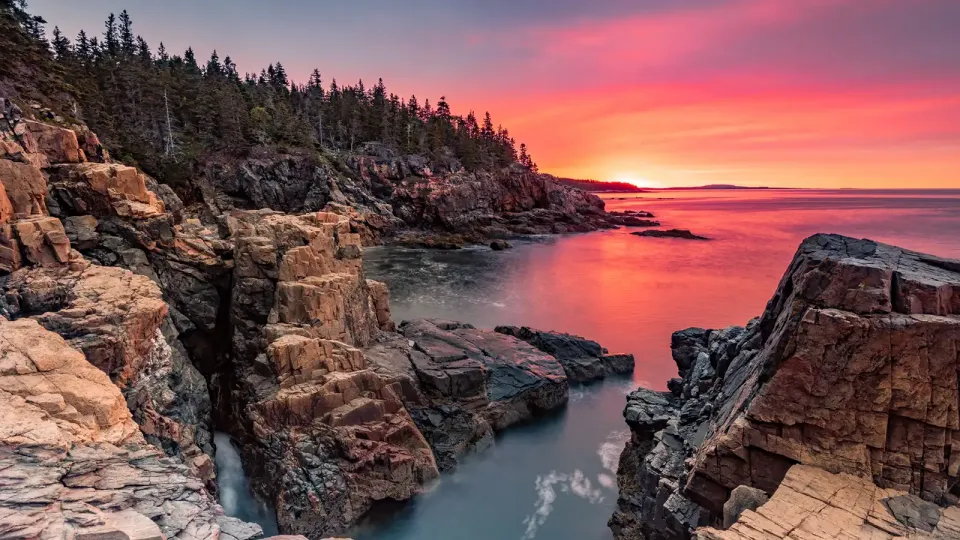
[490,239,511,251]
[495,325,634,382]
[632,229,710,240]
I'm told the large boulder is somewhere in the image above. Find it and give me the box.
[0,158,47,217]
[21,119,84,165]
[611,234,960,539]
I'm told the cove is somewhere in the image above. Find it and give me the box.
[352,189,960,540]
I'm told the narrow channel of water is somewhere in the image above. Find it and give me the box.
[213,432,280,536]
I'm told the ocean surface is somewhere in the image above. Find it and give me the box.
[218,188,960,540]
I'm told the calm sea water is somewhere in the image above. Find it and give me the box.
[217,189,960,539]
[352,189,960,540]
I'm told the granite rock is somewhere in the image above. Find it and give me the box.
[612,234,960,539]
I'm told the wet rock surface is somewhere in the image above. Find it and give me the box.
[611,234,960,539]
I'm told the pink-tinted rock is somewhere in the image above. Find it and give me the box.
[0,158,47,217]
[22,119,84,164]
[612,234,960,540]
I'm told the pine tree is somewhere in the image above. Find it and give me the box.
[51,26,70,60]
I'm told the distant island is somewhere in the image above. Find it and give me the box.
[558,179,777,193]
[556,178,649,192]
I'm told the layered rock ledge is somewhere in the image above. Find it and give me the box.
[611,234,960,539]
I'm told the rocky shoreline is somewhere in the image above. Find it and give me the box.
[610,234,960,539]
[0,114,636,538]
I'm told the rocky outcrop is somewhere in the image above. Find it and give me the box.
[698,465,960,539]
[608,210,660,227]
[611,234,960,539]
[364,320,632,472]
[197,147,612,247]
[222,210,439,538]
[0,115,639,538]
[495,325,634,382]
[0,260,218,487]
[0,318,259,540]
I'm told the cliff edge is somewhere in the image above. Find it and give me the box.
[611,233,960,539]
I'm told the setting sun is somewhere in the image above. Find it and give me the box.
[611,175,658,189]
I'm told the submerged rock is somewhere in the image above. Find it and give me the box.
[489,239,511,251]
[611,234,960,539]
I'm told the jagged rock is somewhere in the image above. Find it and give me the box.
[21,119,84,164]
[48,163,167,219]
[608,212,661,227]
[197,151,611,246]
[399,319,568,430]
[366,279,396,332]
[495,325,635,382]
[0,158,47,217]
[77,129,109,163]
[697,465,960,539]
[0,318,259,540]
[1,263,217,486]
[12,216,72,266]
[224,210,439,537]
[611,234,960,540]
[64,214,100,249]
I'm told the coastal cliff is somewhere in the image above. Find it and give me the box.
[0,110,634,537]
[611,234,960,539]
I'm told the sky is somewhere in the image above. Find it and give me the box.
[30,0,960,188]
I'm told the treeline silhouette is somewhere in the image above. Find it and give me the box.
[1,1,539,183]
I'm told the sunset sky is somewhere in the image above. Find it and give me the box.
[32,0,960,188]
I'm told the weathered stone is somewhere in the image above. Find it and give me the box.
[722,486,769,529]
[0,263,215,485]
[697,465,960,539]
[225,210,439,537]
[12,216,71,266]
[48,163,167,219]
[496,325,634,382]
[612,234,960,540]
[0,158,47,217]
[0,318,260,540]
[64,214,100,250]
[22,119,84,164]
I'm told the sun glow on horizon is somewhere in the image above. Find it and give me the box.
[610,175,659,189]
